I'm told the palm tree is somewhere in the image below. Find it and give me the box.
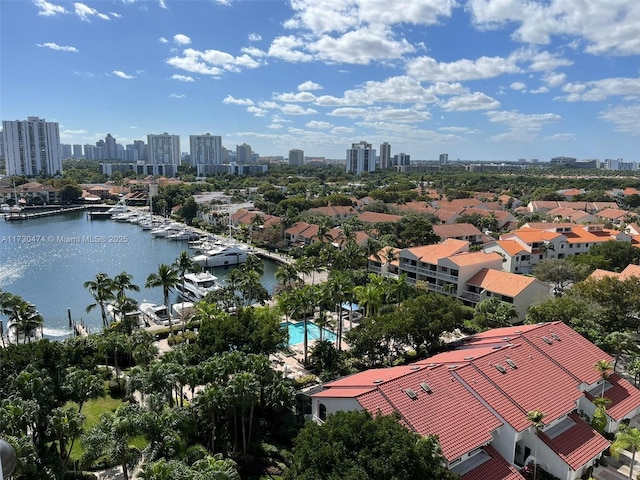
[173,251,201,330]
[611,425,640,479]
[595,359,613,397]
[111,271,139,302]
[84,272,115,329]
[326,271,352,351]
[605,331,634,371]
[145,264,180,336]
[7,300,44,343]
[275,262,301,290]
[526,408,546,480]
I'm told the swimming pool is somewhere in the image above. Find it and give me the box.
[281,321,337,345]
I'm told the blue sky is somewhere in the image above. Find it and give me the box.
[1,0,639,162]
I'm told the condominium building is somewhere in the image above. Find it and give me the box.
[190,133,222,166]
[105,134,117,160]
[439,153,449,165]
[379,142,391,169]
[72,144,83,158]
[289,149,304,166]
[236,143,252,164]
[394,152,410,167]
[147,132,180,176]
[2,116,63,176]
[346,141,376,175]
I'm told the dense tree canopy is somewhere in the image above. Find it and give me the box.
[287,410,457,480]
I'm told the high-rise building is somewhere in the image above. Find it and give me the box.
[73,144,83,158]
[289,149,304,166]
[395,153,411,167]
[346,141,376,175]
[379,142,391,169]
[61,144,72,159]
[124,144,139,162]
[439,153,449,165]
[147,133,181,176]
[105,134,117,159]
[236,143,252,163]
[2,116,63,176]
[190,133,222,166]
[133,140,147,161]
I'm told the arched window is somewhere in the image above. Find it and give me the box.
[319,403,327,422]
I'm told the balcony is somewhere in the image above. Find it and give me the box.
[459,290,481,303]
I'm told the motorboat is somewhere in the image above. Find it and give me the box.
[192,244,253,268]
[107,200,129,215]
[151,223,183,237]
[139,302,171,326]
[167,229,199,241]
[176,271,221,301]
[106,304,147,328]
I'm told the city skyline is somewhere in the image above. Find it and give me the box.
[1,0,639,162]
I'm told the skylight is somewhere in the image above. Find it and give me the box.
[495,364,507,373]
[542,336,553,345]
[506,359,517,369]
[405,388,418,400]
[551,333,561,341]
[420,382,433,393]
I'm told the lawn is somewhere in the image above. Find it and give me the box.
[67,393,147,461]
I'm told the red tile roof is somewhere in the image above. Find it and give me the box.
[520,322,613,385]
[466,268,544,297]
[456,342,583,431]
[323,365,427,388]
[461,446,526,480]
[585,374,640,421]
[357,365,501,461]
[539,414,609,471]
[357,211,402,224]
[433,223,483,239]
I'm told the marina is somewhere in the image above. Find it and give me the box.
[0,210,280,338]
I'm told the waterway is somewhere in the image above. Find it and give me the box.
[0,211,279,337]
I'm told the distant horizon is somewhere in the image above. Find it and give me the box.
[2,1,638,162]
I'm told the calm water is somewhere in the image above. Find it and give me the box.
[0,212,279,336]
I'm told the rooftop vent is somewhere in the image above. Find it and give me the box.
[448,365,458,370]
[410,366,420,370]
[502,337,510,341]
[463,356,475,360]
[506,359,517,369]
[514,330,523,334]
[495,364,507,373]
[551,333,561,341]
[542,336,553,345]
[405,388,418,400]
[373,379,383,384]
[420,382,433,394]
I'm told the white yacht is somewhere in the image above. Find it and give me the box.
[106,304,147,328]
[6,319,43,344]
[107,200,129,215]
[151,223,183,237]
[176,271,221,301]
[139,302,171,326]
[192,244,253,268]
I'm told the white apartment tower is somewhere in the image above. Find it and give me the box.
[147,133,181,176]
[105,134,117,160]
[190,133,222,166]
[236,143,252,163]
[289,149,304,166]
[2,116,63,176]
[379,142,391,169]
[439,153,449,165]
[346,141,376,175]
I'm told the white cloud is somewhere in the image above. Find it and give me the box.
[467,0,640,56]
[298,81,322,91]
[169,93,186,99]
[599,104,640,135]
[223,95,254,106]
[530,86,549,94]
[241,46,267,57]
[268,35,314,62]
[486,109,561,142]
[247,106,267,117]
[306,120,333,129]
[543,72,566,88]
[510,82,526,91]
[215,0,231,5]
[34,0,66,16]
[273,91,316,102]
[112,70,135,79]
[37,42,78,52]
[158,0,167,9]
[441,92,501,111]
[158,37,169,44]
[248,33,262,41]
[109,11,122,18]
[407,54,521,82]
[74,2,110,21]
[557,77,640,102]
[544,133,576,141]
[174,34,192,45]
[171,74,194,82]
[331,126,354,134]
[167,48,262,76]
[279,104,318,115]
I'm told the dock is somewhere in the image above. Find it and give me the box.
[3,205,86,221]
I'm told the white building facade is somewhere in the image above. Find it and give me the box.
[190,133,222,167]
[147,132,181,176]
[346,141,376,175]
[2,116,63,176]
